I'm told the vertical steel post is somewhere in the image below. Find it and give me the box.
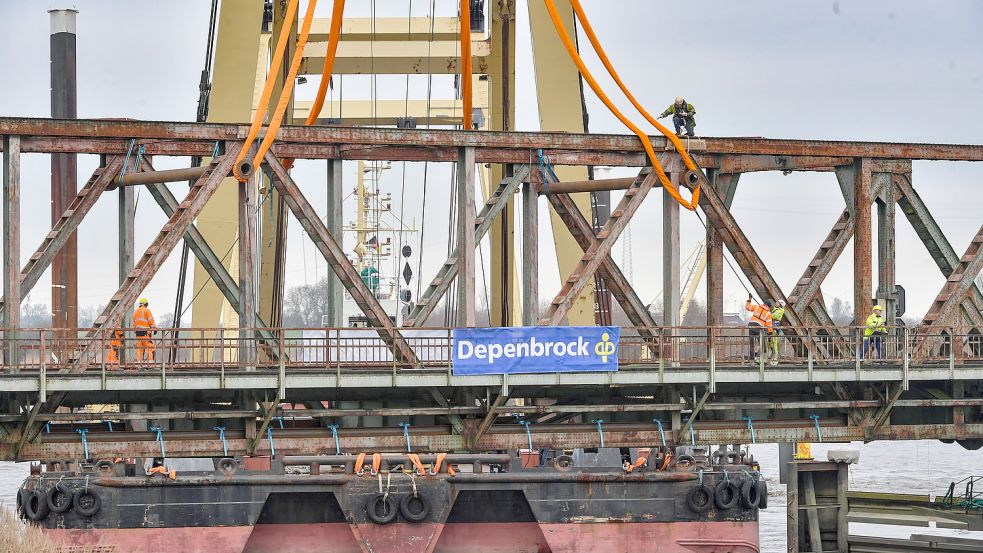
[521,181,538,326]
[238,175,258,369]
[875,172,896,327]
[456,147,476,327]
[706,173,739,327]
[663,186,680,327]
[853,158,873,323]
[3,135,20,369]
[119,159,134,363]
[49,9,79,333]
[325,159,344,327]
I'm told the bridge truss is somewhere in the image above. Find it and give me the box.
[0,117,982,461]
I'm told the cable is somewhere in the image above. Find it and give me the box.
[541,0,701,211]
[245,0,319,178]
[232,0,300,181]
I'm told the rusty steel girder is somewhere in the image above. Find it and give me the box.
[4,117,983,162]
[264,152,420,367]
[540,168,656,325]
[6,421,983,461]
[0,156,123,320]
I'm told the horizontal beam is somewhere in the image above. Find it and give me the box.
[300,40,491,75]
[6,422,983,460]
[308,17,462,42]
[293,99,476,127]
[3,118,982,162]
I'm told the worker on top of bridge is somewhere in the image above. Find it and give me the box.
[134,298,157,363]
[769,300,786,366]
[659,97,697,138]
[862,305,888,359]
[746,294,774,362]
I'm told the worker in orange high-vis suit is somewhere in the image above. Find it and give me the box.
[745,293,774,362]
[133,298,157,363]
[106,328,124,366]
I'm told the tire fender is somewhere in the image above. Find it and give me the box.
[740,478,761,509]
[47,484,74,514]
[365,493,397,524]
[25,489,50,521]
[73,489,102,517]
[685,484,714,513]
[713,480,740,510]
[399,493,430,523]
[755,478,769,510]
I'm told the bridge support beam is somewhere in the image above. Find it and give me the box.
[3,136,19,367]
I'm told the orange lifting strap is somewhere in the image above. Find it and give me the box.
[233,0,321,182]
[407,453,428,476]
[541,0,703,211]
[354,452,366,474]
[459,0,473,130]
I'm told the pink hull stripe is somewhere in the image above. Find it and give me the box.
[46,526,254,553]
[46,521,758,553]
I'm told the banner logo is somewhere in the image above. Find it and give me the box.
[452,326,620,375]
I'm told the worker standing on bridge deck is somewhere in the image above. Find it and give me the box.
[134,298,157,363]
[659,96,697,137]
[746,294,774,362]
[769,300,786,366]
[106,328,124,366]
[862,305,887,359]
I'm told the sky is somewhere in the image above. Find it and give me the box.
[0,0,982,324]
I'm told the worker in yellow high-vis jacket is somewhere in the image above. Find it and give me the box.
[862,305,887,359]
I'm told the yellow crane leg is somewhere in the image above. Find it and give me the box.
[527,0,596,326]
[258,4,297,328]
[191,1,265,330]
[485,1,521,327]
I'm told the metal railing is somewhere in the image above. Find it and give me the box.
[0,325,980,374]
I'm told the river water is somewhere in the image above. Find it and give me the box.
[2,440,979,551]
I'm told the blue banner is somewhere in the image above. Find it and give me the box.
[452,326,620,375]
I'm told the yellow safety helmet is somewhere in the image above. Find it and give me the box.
[873,305,882,311]
[139,298,149,306]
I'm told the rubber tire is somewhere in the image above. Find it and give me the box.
[46,484,73,514]
[73,489,102,517]
[95,460,115,475]
[217,457,238,475]
[25,490,50,521]
[685,484,714,513]
[365,493,397,525]
[399,494,430,523]
[16,488,28,519]
[713,480,740,511]
[756,478,769,510]
[740,478,761,509]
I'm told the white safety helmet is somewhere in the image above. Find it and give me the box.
[675,96,684,104]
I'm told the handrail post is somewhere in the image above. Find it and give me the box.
[708,327,716,394]
[658,327,665,383]
[902,327,910,391]
[447,328,453,383]
[807,327,814,382]
[160,329,167,389]
[100,329,107,389]
[39,334,47,402]
[278,329,286,399]
[949,325,955,379]
[855,327,861,379]
[219,328,225,389]
[758,331,765,381]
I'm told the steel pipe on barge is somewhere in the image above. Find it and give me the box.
[111,165,208,189]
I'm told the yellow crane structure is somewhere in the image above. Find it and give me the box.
[189,0,600,329]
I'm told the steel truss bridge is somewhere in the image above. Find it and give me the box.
[1,117,982,461]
